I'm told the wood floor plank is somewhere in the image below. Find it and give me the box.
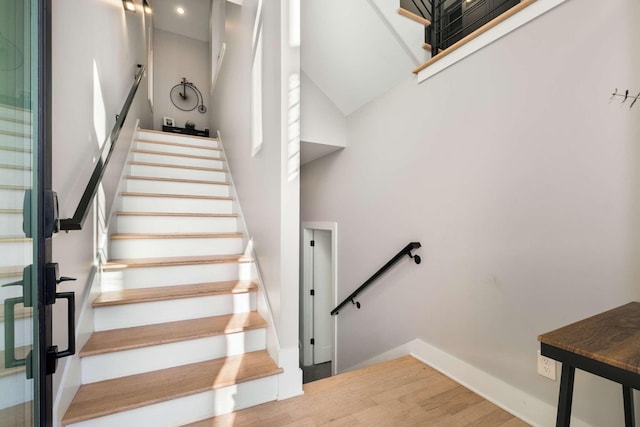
[103,254,251,270]
[182,356,530,427]
[62,350,282,425]
[80,311,266,356]
[93,281,257,307]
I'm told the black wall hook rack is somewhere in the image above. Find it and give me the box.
[610,88,640,109]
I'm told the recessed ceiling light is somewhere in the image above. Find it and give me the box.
[176,6,185,15]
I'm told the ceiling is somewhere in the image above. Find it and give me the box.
[151,0,211,42]
[150,0,423,117]
[301,0,423,116]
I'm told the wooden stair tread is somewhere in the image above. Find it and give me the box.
[116,211,238,218]
[93,281,257,307]
[121,191,233,200]
[0,236,31,242]
[398,7,431,26]
[0,184,30,191]
[136,138,221,152]
[126,175,230,185]
[0,265,24,278]
[0,129,30,139]
[0,346,30,378]
[80,312,266,356]
[139,128,218,142]
[0,304,32,321]
[0,401,33,427]
[0,145,31,153]
[132,149,224,161]
[128,161,227,172]
[0,164,30,171]
[62,350,282,425]
[111,232,242,240]
[104,254,251,270]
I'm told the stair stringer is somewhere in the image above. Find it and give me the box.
[52,123,144,427]
[217,130,303,400]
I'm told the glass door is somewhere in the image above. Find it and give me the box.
[0,0,43,425]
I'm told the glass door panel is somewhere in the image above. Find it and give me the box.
[0,0,39,425]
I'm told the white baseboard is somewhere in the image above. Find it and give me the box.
[343,338,594,427]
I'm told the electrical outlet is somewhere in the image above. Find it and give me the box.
[537,352,557,380]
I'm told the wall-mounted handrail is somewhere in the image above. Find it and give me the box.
[60,65,145,231]
[330,242,421,316]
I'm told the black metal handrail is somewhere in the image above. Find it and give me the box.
[60,64,145,231]
[330,242,422,316]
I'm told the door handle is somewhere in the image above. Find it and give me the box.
[44,263,76,374]
[4,297,27,369]
[50,291,75,359]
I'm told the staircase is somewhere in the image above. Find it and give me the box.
[62,130,282,427]
[0,102,34,420]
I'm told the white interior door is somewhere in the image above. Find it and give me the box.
[312,230,332,364]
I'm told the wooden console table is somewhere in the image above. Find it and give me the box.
[538,302,640,426]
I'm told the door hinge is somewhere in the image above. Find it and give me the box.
[310,338,315,345]
[310,240,315,247]
[310,289,315,296]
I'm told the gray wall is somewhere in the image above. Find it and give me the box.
[301,0,640,424]
[51,0,152,397]
[153,29,211,131]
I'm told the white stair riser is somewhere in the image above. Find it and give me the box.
[94,293,256,330]
[120,195,233,214]
[136,141,220,158]
[128,163,227,182]
[0,132,30,147]
[110,236,243,259]
[0,105,30,121]
[132,152,224,169]
[137,131,219,149]
[0,148,30,167]
[81,329,266,383]
[125,179,230,197]
[0,212,22,235]
[0,280,24,299]
[115,215,238,234]
[0,241,32,267]
[0,375,32,410]
[0,167,31,186]
[66,376,278,427]
[102,263,243,290]
[0,188,27,210]
[0,120,31,135]
[0,317,32,351]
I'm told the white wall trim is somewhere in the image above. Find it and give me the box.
[344,338,594,427]
[417,0,567,83]
[301,221,338,374]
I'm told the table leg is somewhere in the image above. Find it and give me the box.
[556,364,575,427]
[623,385,635,427]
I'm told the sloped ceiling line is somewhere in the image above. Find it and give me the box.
[365,0,421,66]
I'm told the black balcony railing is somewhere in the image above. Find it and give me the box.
[407,0,522,57]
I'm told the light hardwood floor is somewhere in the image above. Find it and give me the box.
[185,356,530,427]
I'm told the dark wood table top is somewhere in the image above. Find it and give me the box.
[538,302,640,374]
